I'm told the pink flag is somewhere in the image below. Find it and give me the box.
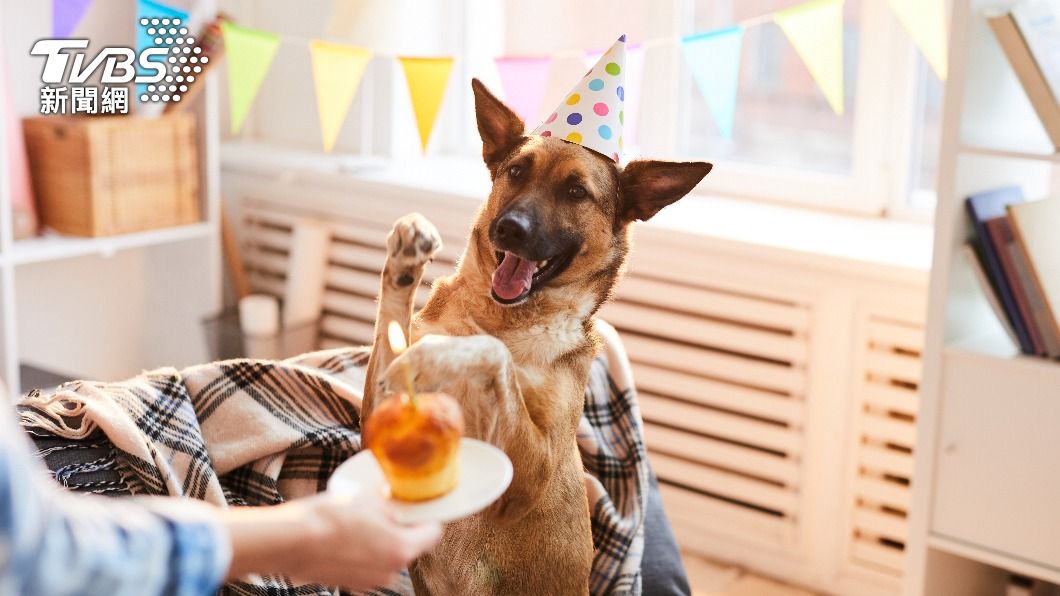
[584,43,643,145]
[494,56,551,124]
[0,44,38,238]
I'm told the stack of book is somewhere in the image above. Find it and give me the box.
[965,187,1060,358]
[987,1,1060,151]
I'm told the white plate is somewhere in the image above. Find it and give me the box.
[328,438,513,525]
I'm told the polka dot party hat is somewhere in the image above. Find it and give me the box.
[532,34,626,164]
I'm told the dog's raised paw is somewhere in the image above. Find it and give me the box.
[386,213,442,288]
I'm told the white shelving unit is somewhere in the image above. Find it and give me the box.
[0,1,222,393]
[905,1,1060,594]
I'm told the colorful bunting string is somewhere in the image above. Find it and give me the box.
[399,57,455,152]
[73,0,947,151]
[221,22,281,134]
[308,40,372,152]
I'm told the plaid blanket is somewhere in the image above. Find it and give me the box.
[18,321,648,595]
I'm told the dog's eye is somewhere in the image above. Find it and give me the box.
[508,165,522,178]
[569,185,587,199]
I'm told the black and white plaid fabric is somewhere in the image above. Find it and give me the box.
[19,321,648,595]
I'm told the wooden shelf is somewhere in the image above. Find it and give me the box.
[929,534,1060,587]
[959,144,1060,163]
[909,0,1060,592]
[946,334,1060,368]
[3,223,212,266]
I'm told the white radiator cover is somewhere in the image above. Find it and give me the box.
[224,167,928,596]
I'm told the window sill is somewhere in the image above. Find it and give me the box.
[221,141,933,275]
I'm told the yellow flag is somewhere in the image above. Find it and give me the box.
[888,0,947,79]
[309,41,371,152]
[774,0,845,116]
[399,57,455,152]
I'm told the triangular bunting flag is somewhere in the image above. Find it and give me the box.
[135,0,188,100]
[888,0,947,79]
[494,56,551,124]
[308,40,371,152]
[399,57,455,152]
[683,27,744,140]
[222,22,281,134]
[774,0,845,115]
[585,43,644,145]
[53,0,93,38]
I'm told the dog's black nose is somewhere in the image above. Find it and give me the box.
[494,211,533,245]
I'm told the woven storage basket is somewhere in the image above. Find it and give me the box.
[22,113,200,237]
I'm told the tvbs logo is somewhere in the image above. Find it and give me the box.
[32,17,204,113]
[32,38,172,85]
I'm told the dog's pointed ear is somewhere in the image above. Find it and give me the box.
[472,78,525,171]
[619,160,713,222]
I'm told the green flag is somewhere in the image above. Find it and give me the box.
[222,22,281,133]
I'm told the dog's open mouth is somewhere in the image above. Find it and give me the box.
[490,248,576,305]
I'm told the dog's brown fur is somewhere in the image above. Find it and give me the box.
[362,79,711,595]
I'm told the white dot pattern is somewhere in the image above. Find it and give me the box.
[139,16,198,104]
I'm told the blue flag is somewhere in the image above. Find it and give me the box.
[682,26,744,140]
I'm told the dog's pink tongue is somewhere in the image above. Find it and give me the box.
[492,251,536,301]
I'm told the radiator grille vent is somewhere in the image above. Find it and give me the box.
[238,199,466,348]
[848,311,923,576]
[600,273,810,544]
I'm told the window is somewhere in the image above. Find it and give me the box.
[226,0,945,219]
[675,0,944,216]
[907,55,944,212]
[685,0,861,176]
[495,0,945,217]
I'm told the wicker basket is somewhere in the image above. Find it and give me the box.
[22,113,200,237]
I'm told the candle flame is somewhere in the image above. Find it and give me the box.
[386,320,417,406]
[387,320,407,354]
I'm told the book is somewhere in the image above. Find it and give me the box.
[961,243,1020,347]
[987,6,1060,150]
[966,187,1034,354]
[1008,197,1060,358]
[984,218,1046,354]
[1008,239,1060,357]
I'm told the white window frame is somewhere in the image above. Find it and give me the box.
[634,0,938,218]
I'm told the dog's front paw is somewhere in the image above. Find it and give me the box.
[385,213,442,288]
[379,334,507,394]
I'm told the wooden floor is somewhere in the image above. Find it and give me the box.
[684,552,818,596]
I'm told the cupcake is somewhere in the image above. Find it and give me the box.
[363,392,464,501]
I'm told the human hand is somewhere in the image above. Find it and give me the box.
[223,489,441,590]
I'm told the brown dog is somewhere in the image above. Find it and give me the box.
[362,79,711,595]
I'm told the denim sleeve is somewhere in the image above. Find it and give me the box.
[0,406,231,596]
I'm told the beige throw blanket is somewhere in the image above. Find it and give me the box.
[19,322,649,595]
